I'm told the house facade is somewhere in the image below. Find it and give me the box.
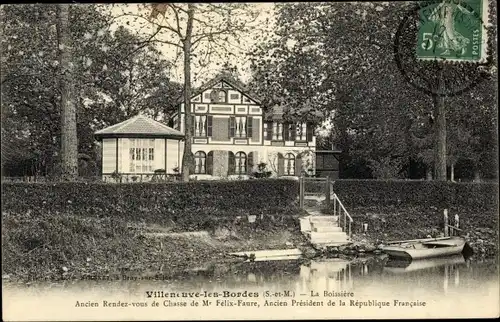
[94,75,320,181]
[172,75,317,179]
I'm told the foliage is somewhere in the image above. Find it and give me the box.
[0,4,180,176]
[249,2,498,180]
[252,162,273,178]
[113,3,263,181]
[1,179,300,227]
[331,180,498,211]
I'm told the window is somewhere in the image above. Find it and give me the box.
[284,153,295,175]
[284,123,296,141]
[235,117,246,138]
[194,115,207,137]
[272,122,283,140]
[194,151,206,174]
[192,115,212,137]
[264,121,273,140]
[235,152,247,174]
[230,93,240,100]
[229,117,253,138]
[129,139,155,173]
[218,90,226,102]
[210,89,227,103]
[296,122,307,141]
[229,151,247,175]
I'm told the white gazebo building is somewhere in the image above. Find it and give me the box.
[94,114,184,182]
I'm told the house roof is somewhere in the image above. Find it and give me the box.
[176,74,262,105]
[94,114,184,140]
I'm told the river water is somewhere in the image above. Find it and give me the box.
[3,255,499,320]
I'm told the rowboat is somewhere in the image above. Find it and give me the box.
[379,236,466,260]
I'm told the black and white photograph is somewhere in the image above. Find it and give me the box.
[1,1,498,320]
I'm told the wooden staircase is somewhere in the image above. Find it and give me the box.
[299,177,354,249]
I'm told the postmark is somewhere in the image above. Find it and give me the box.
[394,0,494,96]
[416,0,489,62]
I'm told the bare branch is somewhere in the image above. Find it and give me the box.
[192,27,235,45]
[124,25,165,57]
[167,4,184,39]
[149,38,183,49]
[120,12,182,37]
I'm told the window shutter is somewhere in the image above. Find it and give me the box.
[229,116,236,137]
[207,116,213,137]
[290,124,297,141]
[295,155,303,176]
[247,152,254,174]
[283,123,290,141]
[207,152,213,175]
[228,152,235,175]
[247,117,253,138]
[266,121,273,140]
[306,123,313,142]
[277,153,285,177]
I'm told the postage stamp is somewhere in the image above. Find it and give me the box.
[393,0,494,96]
[416,0,489,62]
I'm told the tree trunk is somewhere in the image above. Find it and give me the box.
[57,4,78,180]
[450,161,455,182]
[181,4,195,182]
[432,67,447,181]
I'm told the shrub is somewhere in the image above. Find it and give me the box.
[1,179,300,228]
[251,162,273,178]
[330,179,498,211]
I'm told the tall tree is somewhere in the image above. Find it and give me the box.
[116,3,261,181]
[249,2,497,180]
[56,4,78,179]
[1,4,179,176]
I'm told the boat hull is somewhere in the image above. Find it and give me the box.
[380,237,466,260]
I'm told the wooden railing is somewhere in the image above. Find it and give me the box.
[298,176,354,238]
[332,192,353,238]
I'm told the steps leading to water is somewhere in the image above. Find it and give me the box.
[299,179,353,249]
[301,209,351,248]
[310,215,339,223]
[310,231,349,243]
[311,225,343,233]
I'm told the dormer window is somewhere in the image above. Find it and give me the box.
[210,89,227,103]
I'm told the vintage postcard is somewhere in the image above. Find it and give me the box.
[2,1,498,320]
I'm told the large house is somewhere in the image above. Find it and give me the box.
[94,74,319,181]
[171,74,316,179]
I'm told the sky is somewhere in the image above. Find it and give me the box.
[107,3,276,87]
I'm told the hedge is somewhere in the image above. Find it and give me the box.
[331,180,499,211]
[1,179,300,228]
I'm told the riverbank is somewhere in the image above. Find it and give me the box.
[334,205,498,258]
[2,180,498,283]
[1,210,312,283]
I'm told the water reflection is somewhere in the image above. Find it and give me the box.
[4,255,497,300]
[3,254,498,320]
[383,255,465,294]
[298,259,353,293]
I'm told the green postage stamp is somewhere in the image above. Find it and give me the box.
[416,0,489,62]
